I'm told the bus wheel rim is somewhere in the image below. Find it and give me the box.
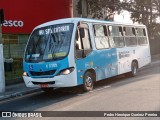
[85,76,92,88]
[133,64,137,75]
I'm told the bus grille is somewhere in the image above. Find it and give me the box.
[32,81,55,85]
[30,70,56,76]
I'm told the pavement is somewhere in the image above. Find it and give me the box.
[0,54,159,102]
[0,83,41,102]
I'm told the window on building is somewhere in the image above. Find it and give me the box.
[2,34,29,81]
[2,34,29,58]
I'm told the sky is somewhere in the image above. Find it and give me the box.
[114,10,133,23]
[113,0,133,23]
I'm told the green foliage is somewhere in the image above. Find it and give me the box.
[77,0,121,20]
[76,0,160,39]
[121,0,160,38]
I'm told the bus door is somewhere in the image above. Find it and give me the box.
[75,23,93,85]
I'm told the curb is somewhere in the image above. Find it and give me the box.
[0,88,41,102]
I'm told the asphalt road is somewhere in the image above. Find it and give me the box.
[0,61,160,120]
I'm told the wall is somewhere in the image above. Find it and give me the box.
[0,0,73,34]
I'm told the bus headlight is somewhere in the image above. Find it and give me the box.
[23,72,28,77]
[58,67,74,75]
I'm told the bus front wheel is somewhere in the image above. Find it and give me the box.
[82,71,94,92]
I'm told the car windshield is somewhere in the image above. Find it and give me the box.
[25,23,73,62]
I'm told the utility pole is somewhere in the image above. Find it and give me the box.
[0,9,5,93]
[81,0,87,18]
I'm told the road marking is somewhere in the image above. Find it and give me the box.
[78,85,111,96]
[92,85,111,92]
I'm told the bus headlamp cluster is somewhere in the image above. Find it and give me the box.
[58,67,74,75]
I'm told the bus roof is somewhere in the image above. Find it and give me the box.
[35,18,146,29]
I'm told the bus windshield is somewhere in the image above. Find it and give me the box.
[25,23,73,62]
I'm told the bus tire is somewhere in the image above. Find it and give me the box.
[82,71,94,92]
[130,61,138,77]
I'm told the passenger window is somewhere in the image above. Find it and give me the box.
[143,29,146,36]
[136,28,148,45]
[136,28,144,36]
[94,25,105,36]
[138,37,148,45]
[124,27,137,46]
[108,26,125,48]
[108,26,119,36]
[94,24,109,49]
[119,27,123,36]
[125,27,136,36]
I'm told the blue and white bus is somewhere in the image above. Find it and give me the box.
[23,18,151,92]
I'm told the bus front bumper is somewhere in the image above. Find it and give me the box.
[23,71,77,88]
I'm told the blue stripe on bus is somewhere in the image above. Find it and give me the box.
[23,57,69,78]
[76,48,118,85]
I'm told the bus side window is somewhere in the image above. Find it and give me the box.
[108,26,125,48]
[143,28,146,36]
[132,28,136,36]
[123,27,126,36]
[75,29,83,58]
[119,27,123,36]
[75,30,79,50]
[136,28,148,45]
[76,24,92,58]
[80,28,91,50]
[94,24,109,49]
[125,27,137,46]
[103,25,108,36]
[75,29,79,41]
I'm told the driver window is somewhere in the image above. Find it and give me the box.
[81,28,91,50]
[75,30,82,50]
[75,23,92,58]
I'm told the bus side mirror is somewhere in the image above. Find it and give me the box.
[79,28,85,38]
[0,9,4,24]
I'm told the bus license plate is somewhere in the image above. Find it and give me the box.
[40,84,49,88]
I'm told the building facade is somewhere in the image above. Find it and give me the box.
[0,0,73,82]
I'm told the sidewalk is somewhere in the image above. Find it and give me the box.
[0,83,40,102]
[0,54,159,102]
[151,54,160,62]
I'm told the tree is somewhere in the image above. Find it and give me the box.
[76,0,160,54]
[121,0,160,38]
[77,0,121,20]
